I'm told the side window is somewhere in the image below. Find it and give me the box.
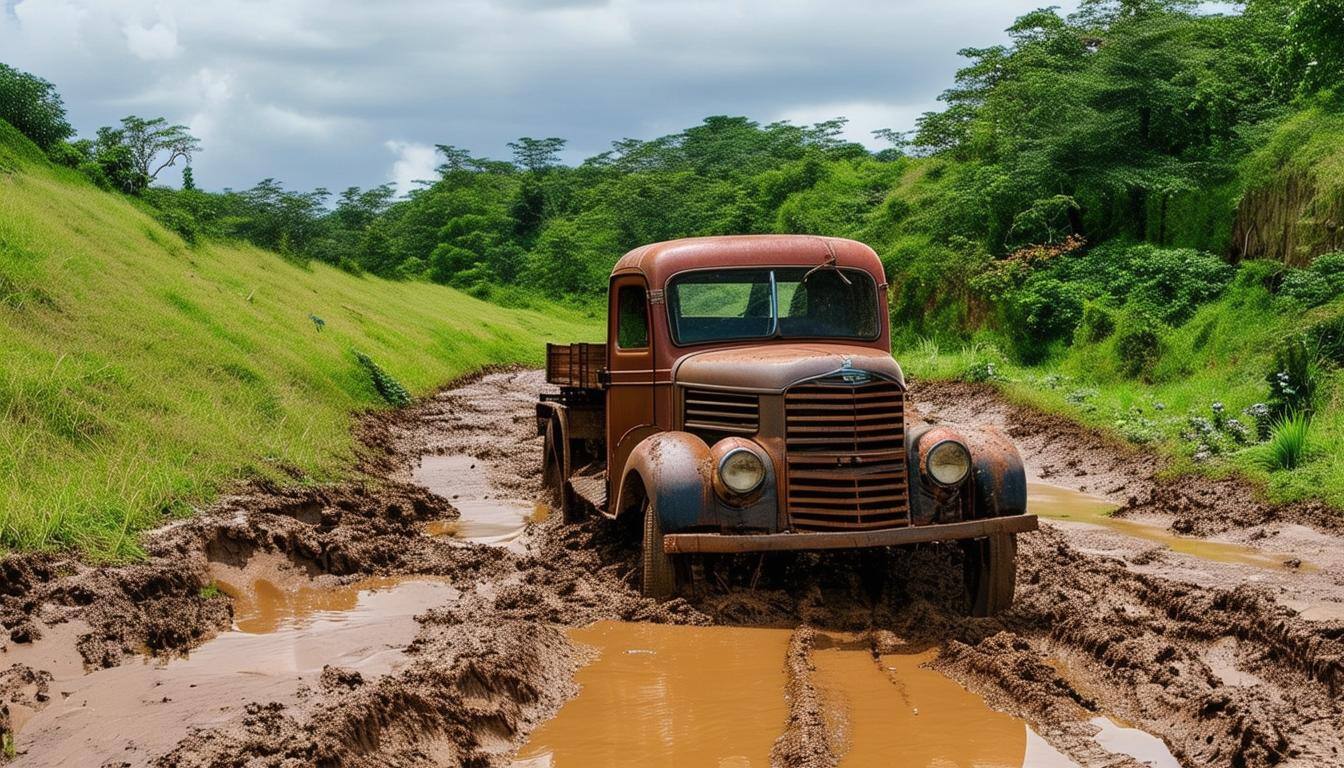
[616,285,649,350]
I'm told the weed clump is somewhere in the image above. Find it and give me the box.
[353,351,411,407]
[1256,412,1312,471]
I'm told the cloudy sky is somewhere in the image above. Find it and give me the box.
[1,0,1076,195]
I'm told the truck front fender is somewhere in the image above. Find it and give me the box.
[907,423,1027,521]
[613,431,716,532]
[962,425,1027,517]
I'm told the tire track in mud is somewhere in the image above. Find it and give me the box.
[1,371,1342,766]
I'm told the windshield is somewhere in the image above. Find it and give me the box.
[667,267,879,345]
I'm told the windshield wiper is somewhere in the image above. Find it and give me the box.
[802,240,852,285]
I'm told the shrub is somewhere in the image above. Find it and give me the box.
[1311,250,1344,292]
[1256,412,1311,471]
[1050,242,1234,326]
[1076,300,1116,344]
[1306,312,1344,366]
[1265,336,1319,419]
[956,343,1006,383]
[1278,269,1332,306]
[353,351,411,407]
[1113,313,1162,379]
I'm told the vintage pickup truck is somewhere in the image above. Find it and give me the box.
[536,235,1036,614]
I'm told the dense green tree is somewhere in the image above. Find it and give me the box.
[0,63,73,150]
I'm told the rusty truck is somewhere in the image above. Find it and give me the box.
[536,235,1036,614]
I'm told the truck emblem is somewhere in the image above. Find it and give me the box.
[841,356,853,369]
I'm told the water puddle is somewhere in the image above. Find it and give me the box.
[1029,482,1312,572]
[215,574,431,634]
[9,577,454,767]
[413,454,545,546]
[513,622,792,768]
[1089,717,1182,768]
[1282,599,1344,622]
[512,623,1111,768]
[811,635,1030,766]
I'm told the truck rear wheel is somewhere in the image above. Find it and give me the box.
[963,532,1016,617]
[542,418,580,523]
[641,497,679,599]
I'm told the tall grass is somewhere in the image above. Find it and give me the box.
[1257,412,1312,471]
[0,127,599,559]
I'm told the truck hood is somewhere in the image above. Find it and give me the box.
[672,344,905,393]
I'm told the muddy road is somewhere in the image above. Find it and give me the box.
[1,371,1342,767]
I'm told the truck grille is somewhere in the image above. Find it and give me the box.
[683,388,759,442]
[784,377,909,531]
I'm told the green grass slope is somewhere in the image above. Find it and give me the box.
[906,268,1344,511]
[0,122,598,558]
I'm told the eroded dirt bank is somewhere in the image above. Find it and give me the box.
[0,371,1340,767]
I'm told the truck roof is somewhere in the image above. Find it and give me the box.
[611,235,886,287]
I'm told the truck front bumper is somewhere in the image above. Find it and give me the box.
[663,514,1038,554]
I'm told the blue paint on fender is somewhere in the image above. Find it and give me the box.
[619,432,780,533]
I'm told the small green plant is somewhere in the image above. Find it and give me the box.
[353,350,412,407]
[1265,336,1319,420]
[199,582,223,599]
[1306,312,1344,367]
[1255,412,1312,471]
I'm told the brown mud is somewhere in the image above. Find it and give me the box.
[0,371,1340,766]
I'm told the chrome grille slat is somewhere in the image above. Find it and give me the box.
[785,377,909,532]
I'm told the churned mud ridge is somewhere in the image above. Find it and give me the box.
[934,525,1344,767]
[912,380,1344,535]
[770,626,838,768]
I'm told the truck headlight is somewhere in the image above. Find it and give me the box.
[925,440,971,486]
[719,448,766,495]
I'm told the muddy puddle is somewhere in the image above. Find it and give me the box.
[1029,481,1311,571]
[511,623,1176,768]
[513,622,792,768]
[8,576,454,767]
[413,453,546,546]
[812,636,1033,767]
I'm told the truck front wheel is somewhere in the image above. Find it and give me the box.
[640,497,680,599]
[962,532,1017,617]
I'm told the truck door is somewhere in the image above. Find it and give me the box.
[606,277,657,491]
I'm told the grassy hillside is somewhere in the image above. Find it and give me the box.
[0,122,598,558]
[906,263,1344,510]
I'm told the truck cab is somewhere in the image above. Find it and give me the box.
[537,235,1036,613]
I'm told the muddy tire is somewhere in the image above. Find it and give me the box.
[542,419,580,523]
[640,498,678,599]
[963,532,1016,617]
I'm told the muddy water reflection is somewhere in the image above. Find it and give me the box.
[1029,482,1311,571]
[413,454,544,546]
[514,623,1089,768]
[216,575,424,634]
[513,622,792,768]
[811,635,1028,767]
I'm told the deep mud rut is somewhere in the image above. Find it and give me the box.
[0,371,1341,767]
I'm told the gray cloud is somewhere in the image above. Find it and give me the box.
[1,0,1075,194]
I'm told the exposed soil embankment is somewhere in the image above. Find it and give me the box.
[0,371,1341,767]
